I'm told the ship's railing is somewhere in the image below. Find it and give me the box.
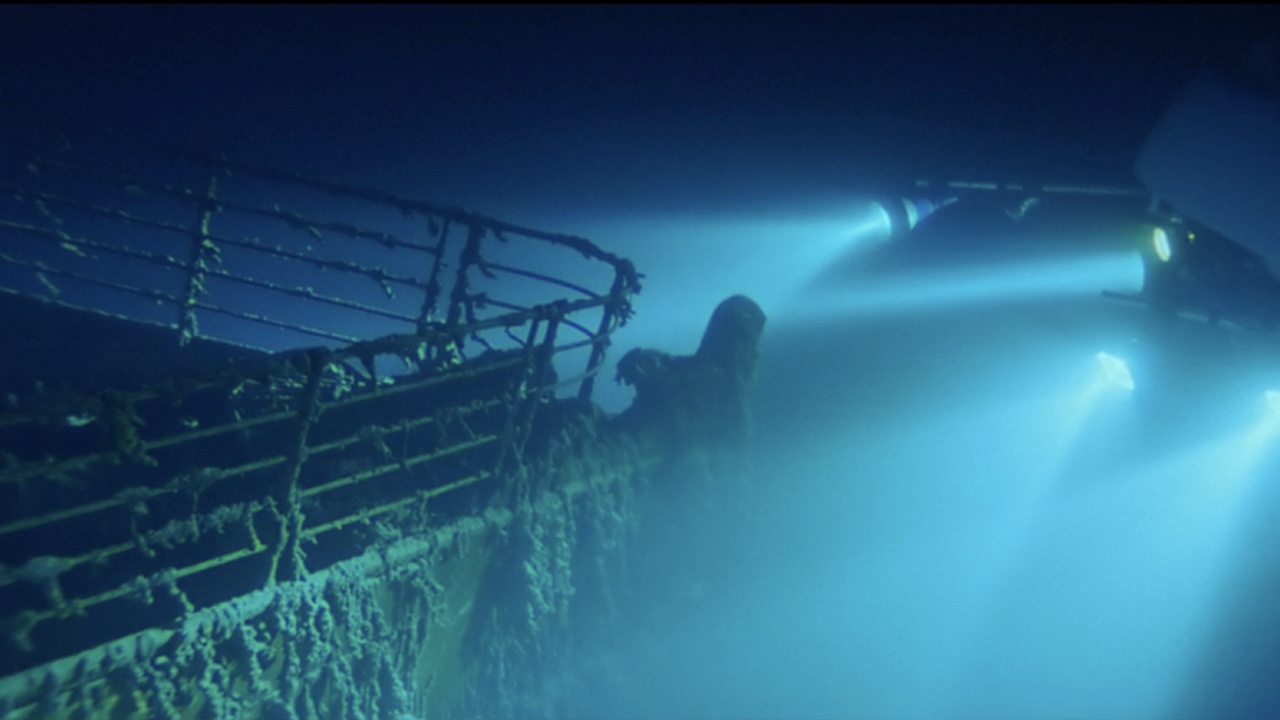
[0,140,640,401]
[0,140,642,692]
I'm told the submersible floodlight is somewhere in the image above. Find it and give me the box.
[1096,352,1135,391]
[1152,227,1173,263]
[876,195,958,238]
[1147,223,1199,265]
[1266,390,1280,415]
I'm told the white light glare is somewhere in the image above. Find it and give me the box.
[1266,390,1280,415]
[1152,227,1172,263]
[1096,352,1135,391]
[856,202,893,245]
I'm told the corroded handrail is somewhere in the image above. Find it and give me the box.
[0,141,642,692]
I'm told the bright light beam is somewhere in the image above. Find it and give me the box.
[922,350,1141,717]
[1091,388,1280,716]
[1096,351,1136,392]
[914,349,1137,717]
[1265,389,1280,415]
[1029,351,1137,494]
[1211,390,1280,501]
[798,250,1146,324]
[563,200,892,412]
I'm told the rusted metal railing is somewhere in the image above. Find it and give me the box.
[0,141,642,685]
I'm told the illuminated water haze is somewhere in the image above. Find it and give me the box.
[222,112,1280,716]
[558,209,1280,719]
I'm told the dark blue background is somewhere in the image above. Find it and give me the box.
[4,5,1275,199]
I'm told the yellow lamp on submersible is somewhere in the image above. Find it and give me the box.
[1152,227,1173,263]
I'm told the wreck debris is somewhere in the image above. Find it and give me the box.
[0,140,760,718]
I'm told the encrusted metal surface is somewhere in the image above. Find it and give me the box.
[0,140,652,719]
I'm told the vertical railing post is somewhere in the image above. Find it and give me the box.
[267,347,328,585]
[179,172,221,346]
[417,216,450,335]
[444,223,485,358]
[446,223,484,329]
[577,262,636,402]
